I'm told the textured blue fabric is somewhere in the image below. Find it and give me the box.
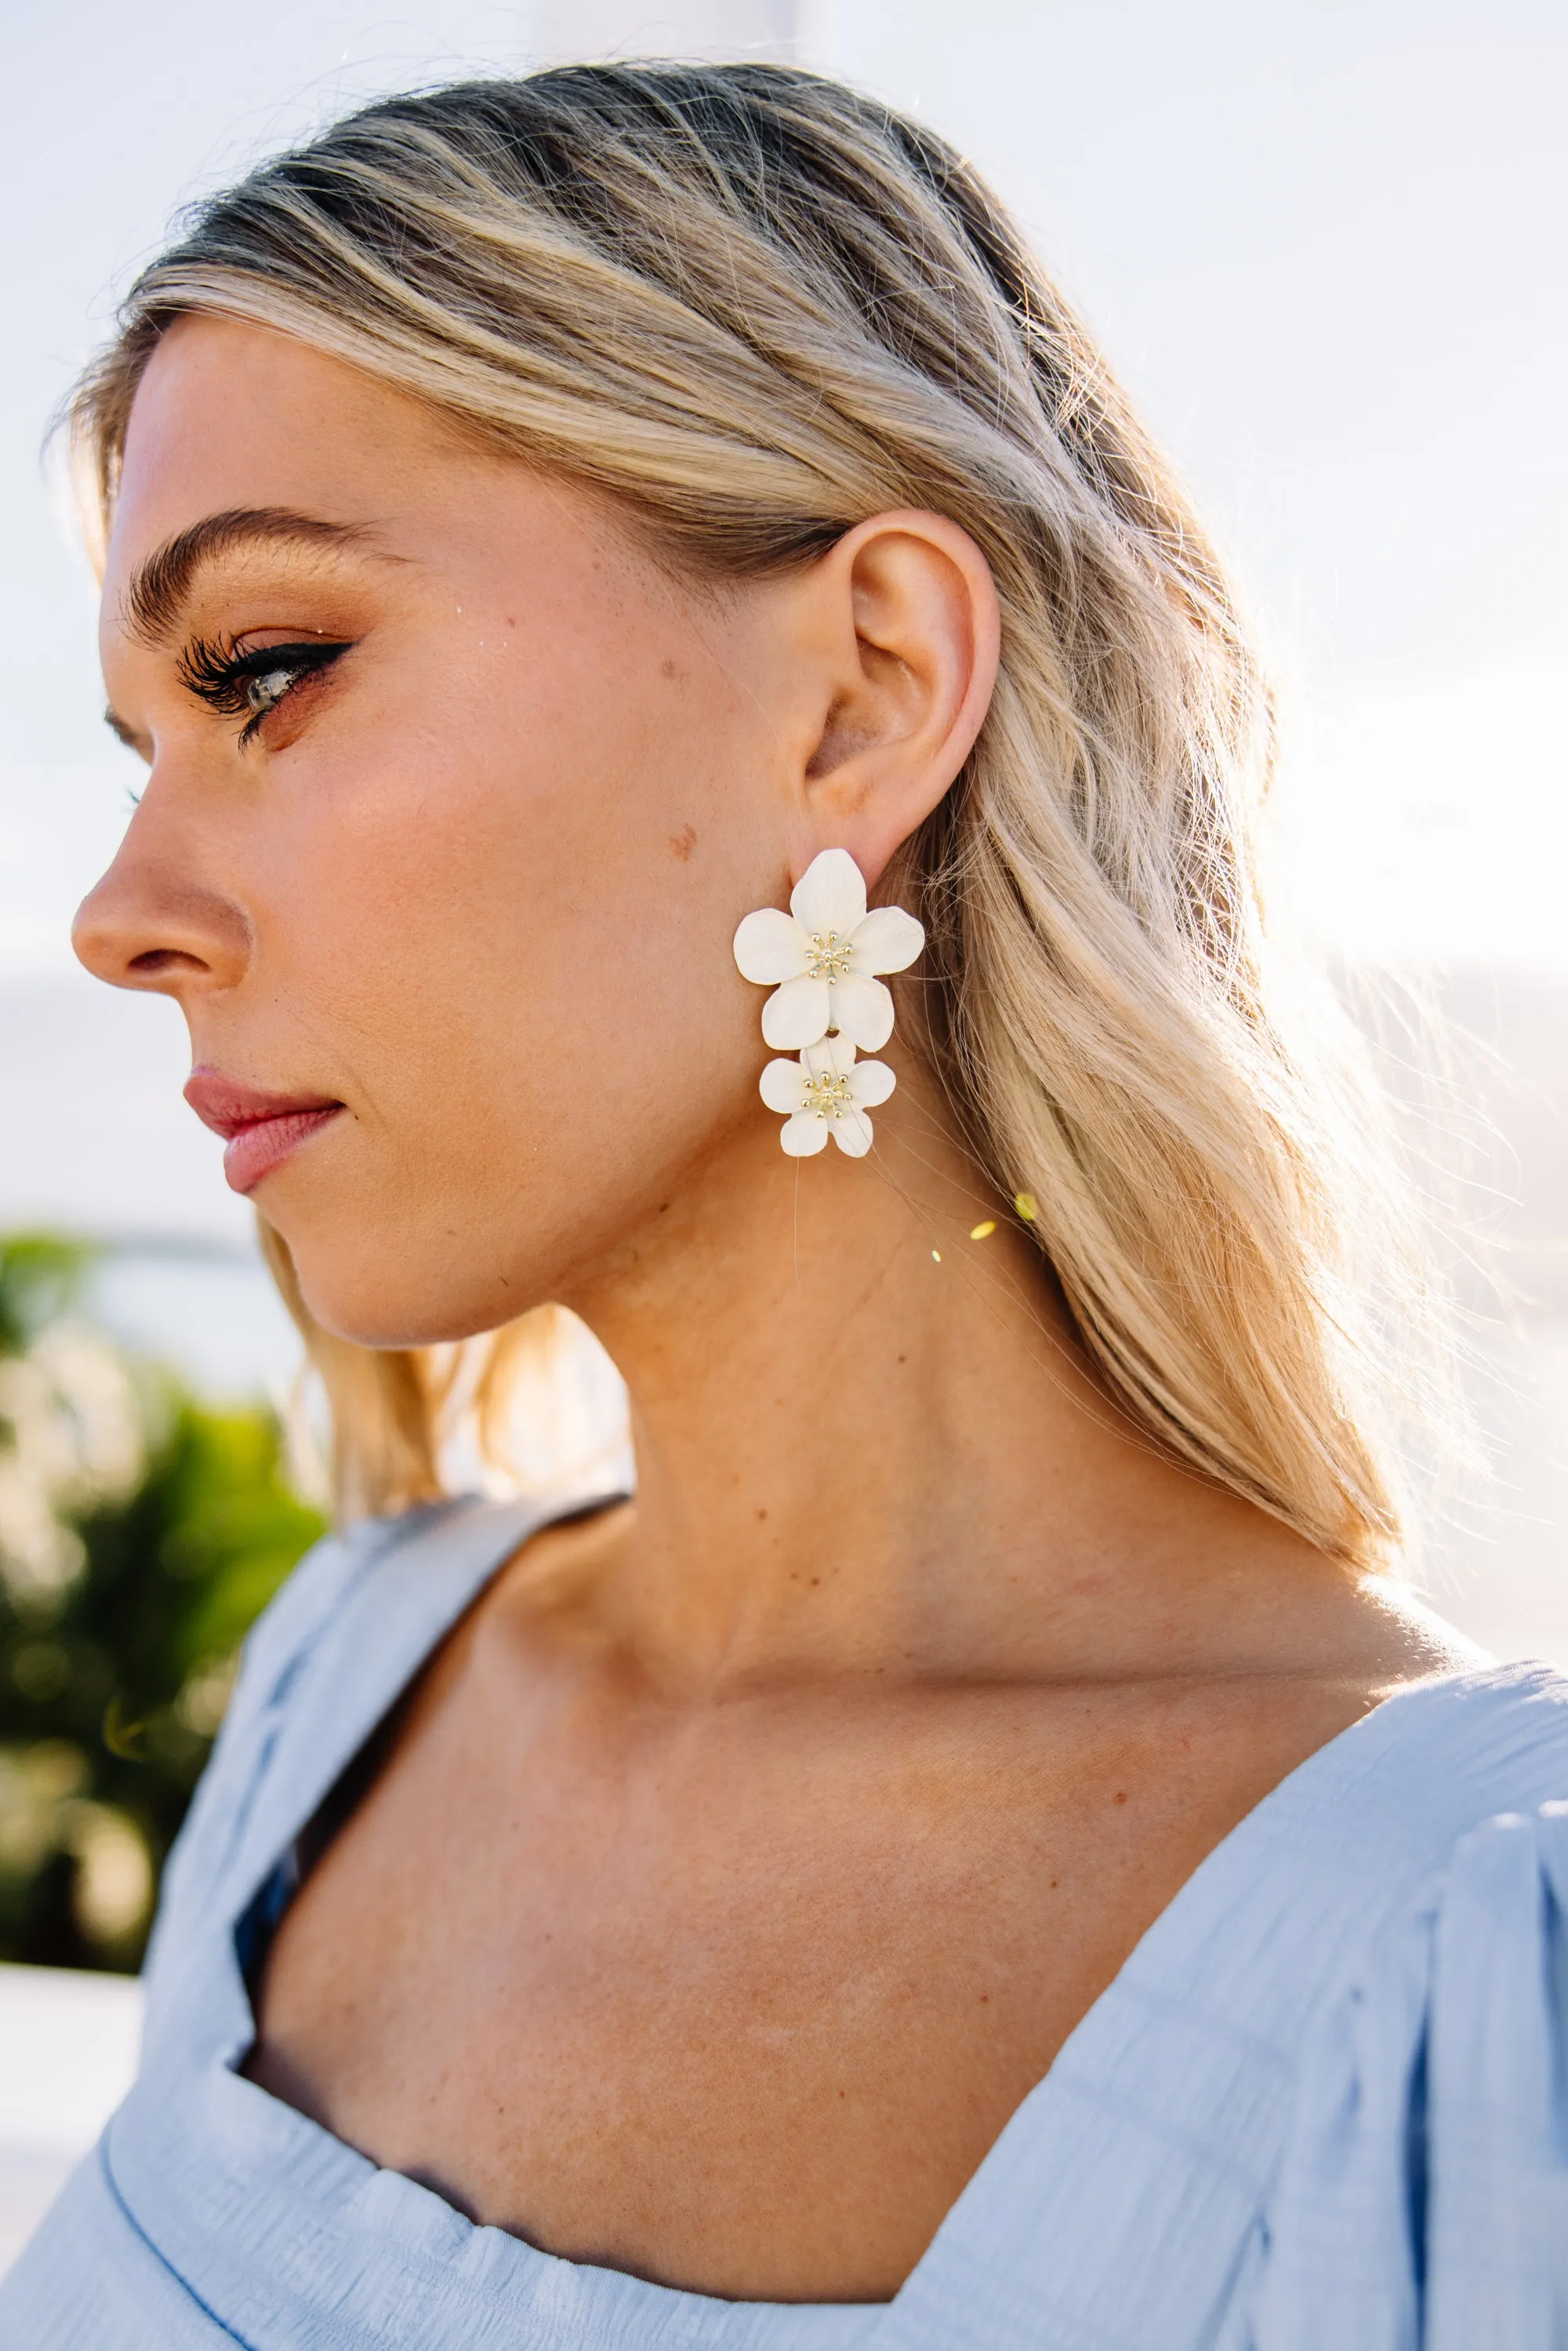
[5,1491,1568,2349]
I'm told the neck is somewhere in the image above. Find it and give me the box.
[557,1063,1330,1695]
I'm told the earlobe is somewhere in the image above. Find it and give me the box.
[795,510,1000,891]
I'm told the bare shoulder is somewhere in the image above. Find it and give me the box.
[1334,1570,1492,1692]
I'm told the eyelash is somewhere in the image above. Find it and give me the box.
[177,636,352,748]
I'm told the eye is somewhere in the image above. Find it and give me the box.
[244,663,304,723]
[177,636,352,747]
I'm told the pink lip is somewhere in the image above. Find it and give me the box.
[183,1068,346,1195]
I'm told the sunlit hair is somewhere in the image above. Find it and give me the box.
[71,62,1450,1561]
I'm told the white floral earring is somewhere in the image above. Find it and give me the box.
[758,1033,895,1159]
[733,847,924,1157]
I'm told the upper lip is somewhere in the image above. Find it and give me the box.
[183,1067,343,1140]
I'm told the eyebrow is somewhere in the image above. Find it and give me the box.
[122,507,376,646]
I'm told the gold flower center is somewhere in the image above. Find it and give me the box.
[800,1070,855,1122]
[804,931,855,982]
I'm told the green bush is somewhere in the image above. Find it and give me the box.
[0,1235,325,1972]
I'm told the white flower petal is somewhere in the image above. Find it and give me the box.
[780,1112,829,1156]
[802,1033,857,1079]
[761,974,833,1050]
[848,1058,896,1109]
[827,973,895,1050]
[761,973,832,1048]
[848,904,924,974]
[734,906,810,984]
[759,1058,807,1114]
[790,847,866,939]
[830,1108,874,1156]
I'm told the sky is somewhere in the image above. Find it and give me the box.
[1,0,1564,1255]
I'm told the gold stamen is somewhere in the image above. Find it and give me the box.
[804,931,855,983]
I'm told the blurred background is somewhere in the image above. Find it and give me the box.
[0,0,1565,2257]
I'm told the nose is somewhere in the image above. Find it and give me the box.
[71,806,251,999]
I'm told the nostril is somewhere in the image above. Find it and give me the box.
[72,873,245,993]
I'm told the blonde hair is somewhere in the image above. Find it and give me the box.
[73,62,1444,1561]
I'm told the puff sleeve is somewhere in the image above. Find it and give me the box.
[1248,1803,1568,2349]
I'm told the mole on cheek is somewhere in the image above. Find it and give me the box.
[669,825,697,862]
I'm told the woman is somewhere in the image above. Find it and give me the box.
[5,60,1564,2350]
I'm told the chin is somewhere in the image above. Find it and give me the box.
[277,1228,546,1352]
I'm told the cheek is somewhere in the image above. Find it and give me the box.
[256,632,763,1254]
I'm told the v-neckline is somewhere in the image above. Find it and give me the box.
[198,1492,1528,2339]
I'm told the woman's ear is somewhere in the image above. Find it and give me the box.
[786,510,1000,891]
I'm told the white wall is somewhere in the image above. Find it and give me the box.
[534,0,799,56]
[0,1965,141,2277]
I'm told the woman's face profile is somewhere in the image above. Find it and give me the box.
[78,319,934,1348]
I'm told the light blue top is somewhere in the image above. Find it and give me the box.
[5,1490,1568,2350]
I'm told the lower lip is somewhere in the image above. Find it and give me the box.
[222,1105,344,1195]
